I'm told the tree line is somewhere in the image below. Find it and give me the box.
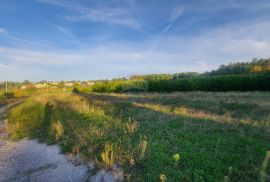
[91,58,270,92]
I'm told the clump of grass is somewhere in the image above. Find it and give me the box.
[260,151,270,182]
[50,120,64,141]
[101,143,114,169]
[137,139,148,161]
[224,166,233,182]
[125,118,139,136]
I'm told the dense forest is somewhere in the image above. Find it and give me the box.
[91,58,270,92]
[204,58,270,76]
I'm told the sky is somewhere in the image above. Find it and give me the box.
[0,0,270,81]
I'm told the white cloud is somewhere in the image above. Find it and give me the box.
[2,19,270,81]
[37,0,140,28]
[180,0,270,14]
[1,2,270,81]
[65,9,139,29]
[0,44,215,81]
[0,47,85,66]
[142,19,270,73]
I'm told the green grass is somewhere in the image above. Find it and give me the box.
[0,92,22,107]
[5,92,270,181]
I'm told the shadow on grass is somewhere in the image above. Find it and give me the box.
[76,93,270,181]
[81,93,270,127]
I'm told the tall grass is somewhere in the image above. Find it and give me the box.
[5,93,146,172]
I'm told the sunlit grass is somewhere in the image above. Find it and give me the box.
[4,92,270,181]
[5,93,146,173]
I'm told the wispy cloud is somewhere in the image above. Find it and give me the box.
[54,25,85,47]
[0,26,57,49]
[169,5,184,22]
[0,27,6,34]
[65,7,139,28]
[148,4,183,52]
[149,24,172,52]
[180,0,270,13]
[37,0,140,28]
[158,20,270,64]
[1,0,270,81]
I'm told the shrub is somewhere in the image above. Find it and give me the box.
[2,92,15,99]
[72,87,80,94]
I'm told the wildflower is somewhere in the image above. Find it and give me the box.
[173,153,180,162]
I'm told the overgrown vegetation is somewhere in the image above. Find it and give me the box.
[91,72,270,92]
[147,72,270,92]
[0,92,20,107]
[89,59,270,93]
[205,58,270,76]
[5,92,270,181]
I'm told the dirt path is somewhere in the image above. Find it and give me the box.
[0,102,89,182]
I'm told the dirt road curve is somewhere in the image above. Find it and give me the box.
[0,102,89,182]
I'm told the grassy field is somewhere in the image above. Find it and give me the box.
[0,92,22,107]
[4,92,270,181]
[0,88,71,97]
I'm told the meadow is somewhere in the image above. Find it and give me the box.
[4,92,270,181]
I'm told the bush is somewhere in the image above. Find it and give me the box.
[91,80,148,93]
[72,87,80,94]
[2,92,15,99]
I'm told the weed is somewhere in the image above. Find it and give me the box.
[125,118,139,136]
[137,139,148,161]
[101,143,114,169]
[50,120,64,141]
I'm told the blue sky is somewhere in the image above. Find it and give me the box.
[0,0,270,81]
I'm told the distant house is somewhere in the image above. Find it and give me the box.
[21,85,28,90]
[35,83,47,88]
[64,82,73,87]
[87,81,95,86]
[51,82,59,86]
